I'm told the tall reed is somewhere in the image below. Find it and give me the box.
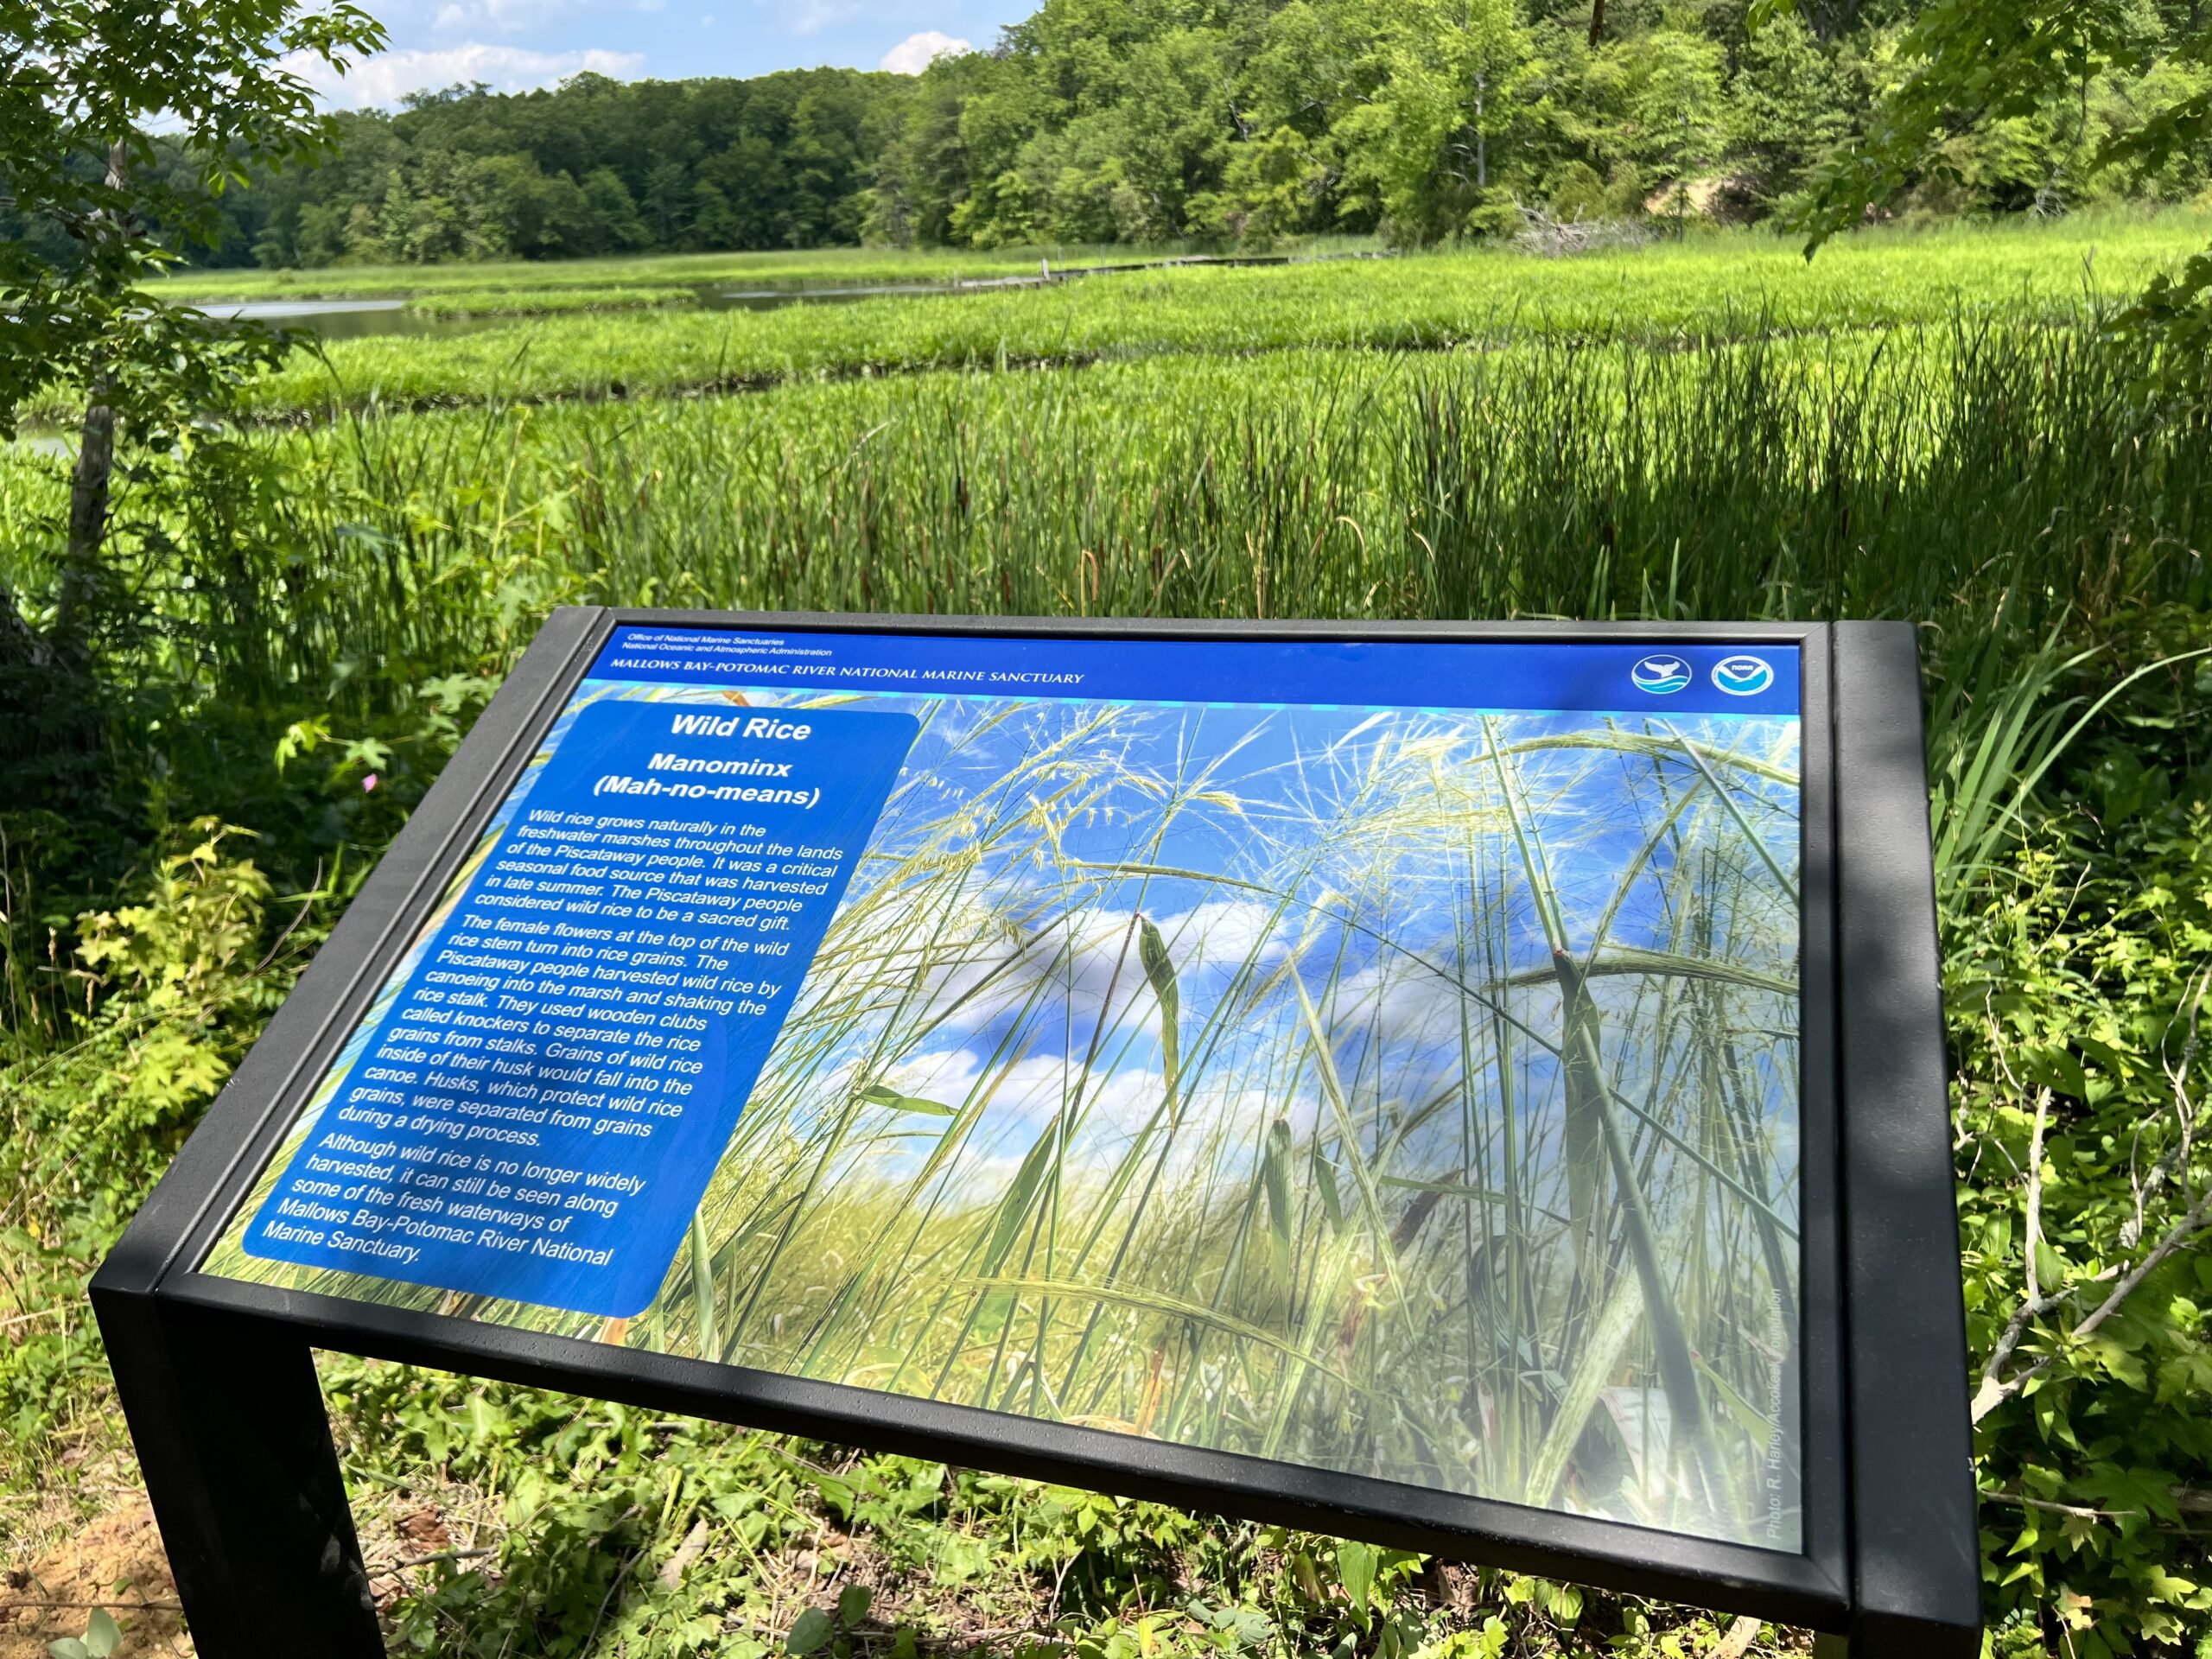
[276,321,2207,639]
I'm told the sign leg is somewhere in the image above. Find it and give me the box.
[92,1291,384,1658]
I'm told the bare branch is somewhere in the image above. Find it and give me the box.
[1974,1185,2212,1424]
[1970,1062,2057,1421]
[2024,1083,2050,1306]
[1981,1490,2139,1522]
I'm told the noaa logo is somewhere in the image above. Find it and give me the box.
[1630,655,1692,695]
[1712,654,1776,696]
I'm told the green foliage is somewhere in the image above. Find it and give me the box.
[0,819,293,1471]
[139,0,2212,264]
[400,284,702,319]
[1780,0,2212,380]
[149,243,1108,303]
[0,0,385,435]
[1793,0,2212,241]
[327,1357,1663,1657]
[1332,0,1528,242]
[198,306,2209,640]
[46,1607,121,1659]
[216,67,907,272]
[1942,629,2212,1650]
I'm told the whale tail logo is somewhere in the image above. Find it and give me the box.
[1630,655,1692,695]
[1711,655,1775,696]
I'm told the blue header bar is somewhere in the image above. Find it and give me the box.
[590,626,1802,718]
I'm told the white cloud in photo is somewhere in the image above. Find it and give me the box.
[294,43,645,107]
[879,29,970,73]
[897,1051,1172,1144]
[806,895,1300,1094]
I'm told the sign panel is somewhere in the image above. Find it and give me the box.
[207,626,1807,1554]
[240,699,918,1316]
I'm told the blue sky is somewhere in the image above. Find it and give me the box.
[296,0,1006,108]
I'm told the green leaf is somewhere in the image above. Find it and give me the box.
[1311,1145,1344,1230]
[859,1083,955,1116]
[2020,1047,2088,1101]
[46,1640,89,1659]
[836,1585,874,1627]
[980,1128,1058,1274]
[1540,1580,1583,1625]
[786,1607,835,1654]
[1139,916,1180,1092]
[84,1612,121,1659]
[2034,1240,2066,1292]
[1339,1540,1376,1613]
[1262,1116,1294,1276]
[690,1207,721,1362]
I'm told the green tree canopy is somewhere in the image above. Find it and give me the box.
[0,0,385,598]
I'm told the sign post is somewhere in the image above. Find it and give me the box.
[92,611,1977,1657]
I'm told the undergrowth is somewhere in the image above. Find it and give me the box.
[329,1358,1753,1659]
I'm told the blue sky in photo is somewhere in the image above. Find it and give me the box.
[226,677,1802,1185]
[504,687,1796,1242]
[300,0,1006,109]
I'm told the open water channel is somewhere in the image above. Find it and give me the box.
[10,274,1058,451]
[185,278,992,342]
[10,252,1385,454]
[181,251,1366,340]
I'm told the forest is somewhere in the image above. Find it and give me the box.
[89,0,2212,269]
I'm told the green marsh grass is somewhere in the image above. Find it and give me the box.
[4,321,2203,720]
[399,284,702,319]
[346,325,2210,632]
[145,239,1327,302]
[27,213,2199,426]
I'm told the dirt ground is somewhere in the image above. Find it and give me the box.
[0,1459,477,1659]
[0,1497,192,1659]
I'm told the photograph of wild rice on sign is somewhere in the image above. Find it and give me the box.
[207,646,1804,1552]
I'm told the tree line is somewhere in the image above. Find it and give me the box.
[25,0,2212,270]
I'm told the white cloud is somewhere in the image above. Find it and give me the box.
[296,43,644,107]
[429,0,550,31]
[772,0,930,38]
[430,0,661,30]
[879,29,970,73]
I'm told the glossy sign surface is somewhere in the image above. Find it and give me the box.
[210,627,1806,1550]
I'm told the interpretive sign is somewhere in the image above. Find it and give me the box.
[240,697,917,1315]
[93,612,1977,1659]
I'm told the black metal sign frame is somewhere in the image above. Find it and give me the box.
[91,610,1978,1656]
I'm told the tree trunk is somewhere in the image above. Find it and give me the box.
[65,390,116,567]
[1587,0,1605,48]
[55,377,118,645]
[56,141,129,639]
[1475,73,1488,191]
